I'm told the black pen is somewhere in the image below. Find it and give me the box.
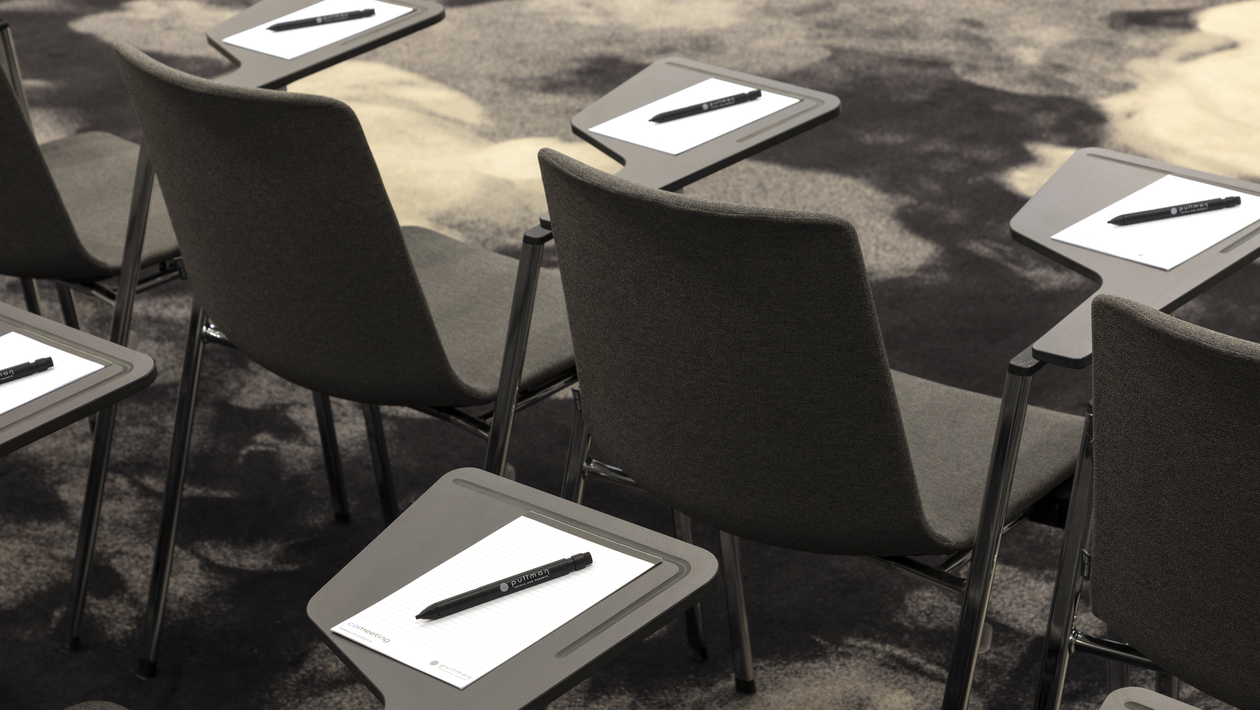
[650,89,761,123]
[0,357,53,384]
[416,552,593,620]
[1108,195,1241,226]
[269,8,375,31]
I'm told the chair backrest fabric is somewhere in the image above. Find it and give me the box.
[114,44,474,406]
[1091,294,1260,710]
[538,148,947,556]
[0,59,109,280]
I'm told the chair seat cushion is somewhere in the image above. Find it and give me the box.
[41,131,181,281]
[401,225,575,405]
[893,370,1082,553]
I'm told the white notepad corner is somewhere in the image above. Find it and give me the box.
[0,332,106,417]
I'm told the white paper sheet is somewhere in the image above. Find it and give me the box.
[0,332,106,416]
[1050,175,1260,270]
[331,516,658,689]
[223,0,414,61]
[589,78,801,156]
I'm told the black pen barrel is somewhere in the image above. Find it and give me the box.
[1110,196,1243,226]
[417,552,593,620]
[0,357,53,382]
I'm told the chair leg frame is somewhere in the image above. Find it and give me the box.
[560,389,590,504]
[719,531,756,693]
[54,283,80,330]
[136,301,209,677]
[313,392,351,524]
[484,224,552,478]
[63,145,155,654]
[672,509,709,662]
[1033,406,1095,710]
[941,357,1039,710]
[19,277,42,315]
[362,403,399,524]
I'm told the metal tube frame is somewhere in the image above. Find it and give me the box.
[1033,404,1096,710]
[362,403,400,524]
[133,313,358,675]
[313,392,351,524]
[64,145,155,653]
[720,531,756,693]
[863,555,968,597]
[484,224,552,477]
[672,509,708,661]
[941,348,1044,710]
[560,390,591,504]
[1069,631,1162,673]
[135,301,209,677]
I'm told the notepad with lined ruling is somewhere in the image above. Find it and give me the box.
[331,515,658,689]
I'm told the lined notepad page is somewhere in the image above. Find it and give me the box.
[589,78,800,155]
[332,516,658,689]
[0,332,105,416]
[223,0,414,61]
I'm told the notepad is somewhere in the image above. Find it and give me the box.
[331,515,658,689]
[223,0,414,61]
[590,78,801,156]
[1051,175,1260,270]
[0,332,106,417]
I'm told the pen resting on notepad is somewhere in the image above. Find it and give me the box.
[417,552,593,620]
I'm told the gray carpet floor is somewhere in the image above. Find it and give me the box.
[3,0,1259,708]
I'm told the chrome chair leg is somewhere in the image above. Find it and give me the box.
[943,355,1039,710]
[484,225,550,477]
[1155,673,1181,700]
[672,509,708,661]
[64,398,119,651]
[55,282,80,330]
[1033,405,1094,710]
[561,390,590,504]
[719,530,755,693]
[361,403,398,524]
[1104,656,1130,692]
[312,392,350,524]
[20,276,41,315]
[136,301,209,677]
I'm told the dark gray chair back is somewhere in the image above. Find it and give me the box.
[1091,294,1260,709]
[0,59,107,280]
[538,147,942,556]
[114,44,469,406]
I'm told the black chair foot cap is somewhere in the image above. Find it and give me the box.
[136,658,157,678]
[62,636,81,654]
[736,678,756,694]
[334,512,351,525]
[688,645,708,662]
